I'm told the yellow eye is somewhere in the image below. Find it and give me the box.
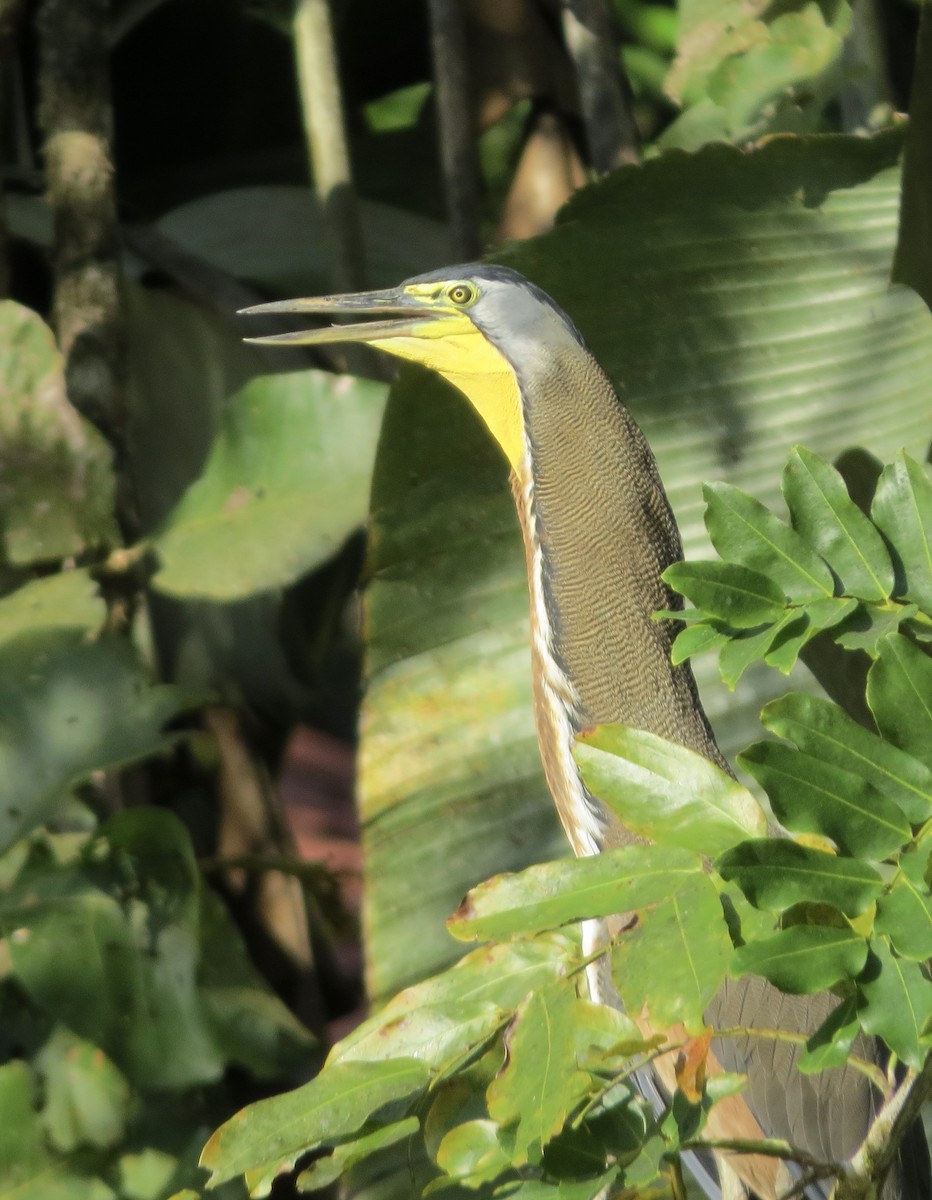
[447,283,475,306]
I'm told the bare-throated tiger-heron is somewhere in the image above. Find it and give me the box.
[242,264,930,1200]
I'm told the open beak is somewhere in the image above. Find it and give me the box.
[238,288,441,347]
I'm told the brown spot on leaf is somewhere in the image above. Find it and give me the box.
[223,485,252,515]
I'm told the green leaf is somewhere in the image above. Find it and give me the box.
[499,1172,618,1200]
[434,1119,514,1186]
[702,480,834,601]
[834,602,920,656]
[296,1119,420,1191]
[866,633,932,771]
[731,925,868,993]
[662,560,786,627]
[611,871,732,1032]
[0,1061,114,1200]
[36,1026,129,1152]
[738,741,911,859]
[670,622,728,664]
[574,725,766,855]
[486,982,594,1162]
[718,614,794,688]
[333,938,571,1070]
[199,1058,432,1189]
[716,839,884,916]
[154,369,388,599]
[447,846,703,943]
[0,301,118,566]
[782,447,894,601]
[797,995,860,1074]
[762,597,857,675]
[874,849,932,961]
[0,811,225,1089]
[858,941,932,1069]
[761,692,932,824]
[0,626,194,854]
[0,568,104,642]
[197,888,318,1079]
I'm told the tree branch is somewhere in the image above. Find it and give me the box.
[38,0,136,539]
[293,0,365,293]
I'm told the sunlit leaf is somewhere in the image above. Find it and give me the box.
[702,481,834,601]
[731,925,867,993]
[0,301,118,566]
[0,1061,114,1200]
[866,633,932,771]
[762,597,857,675]
[199,1058,431,1189]
[662,560,786,627]
[36,1027,129,1153]
[486,982,594,1162]
[716,839,883,916]
[761,692,932,824]
[782,447,894,601]
[434,1119,513,1186]
[858,940,932,1069]
[718,615,793,688]
[874,849,932,961]
[447,847,703,943]
[154,370,387,599]
[612,871,732,1032]
[738,741,910,859]
[670,622,728,664]
[574,724,765,855]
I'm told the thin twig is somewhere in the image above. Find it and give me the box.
[560,0,640,172]
[428,0,483,260]
[38,0,137,540]
[293,0,365,293]
[832,1055,932,1199]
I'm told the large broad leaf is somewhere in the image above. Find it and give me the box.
[359,133,932,1008]
[486,982,594,1163]
[199,1058,432,1192]
[574,724,766,855]
[610,870,732,1032]
[0,575,194,852]
[0,1061,114,1200]
[0,810,307,1091]
[0,301,118,566]
[447,846,704,943]
[154,369,387,598]
[157,186,449,299]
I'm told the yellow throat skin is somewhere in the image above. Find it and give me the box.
[240,264,923,1200]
